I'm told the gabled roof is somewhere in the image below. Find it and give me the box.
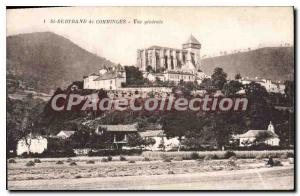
[184,35,200,45]
[235,130,279,139]
[98,123,138,132]
[94,71,124,81]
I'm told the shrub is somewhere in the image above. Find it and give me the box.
[142,157,150,162]
[224,151,236,159]
[66,158,73,162]
[120,156,127,161]
[101,158,108,162]
[273,160,283,167]
[286,152,294,158]
[34,158,41,163]
[190,152,200,160]
[8,159,16,163]
[107,156,113,161]
[75,175,82,178]
[69,161,77,166]
[26,161,35,167]
[128,160,135,163]
[86,160,95,164]
[56,161,64,164]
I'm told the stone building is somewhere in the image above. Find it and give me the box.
[136,35,201,73]
[232,122,280,147]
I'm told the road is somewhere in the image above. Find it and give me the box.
[8,166,294,190]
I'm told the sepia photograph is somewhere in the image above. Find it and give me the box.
[6,6,295,190]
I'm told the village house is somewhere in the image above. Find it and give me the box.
[96,123,138,149]
[240,77,285,94]
[232,122,280,147]
[17,134,48,156]
[139,124,181,151]
[83,66,126,90]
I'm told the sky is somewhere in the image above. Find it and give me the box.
[7,7,294,65]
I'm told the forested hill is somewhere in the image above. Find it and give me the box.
[201,47,294,81]
[7,32,114,92]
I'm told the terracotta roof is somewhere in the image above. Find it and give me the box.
[98,124,138,132]
[235,130,279,139]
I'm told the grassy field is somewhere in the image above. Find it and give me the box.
[7,151,294,190]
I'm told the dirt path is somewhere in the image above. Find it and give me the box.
[8,166,294,190]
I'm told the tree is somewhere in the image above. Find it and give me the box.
[234,73,242,80]
[211,67,227,90]
[124,66,145,85]
[284,80,294,106]
[223,80,243,96]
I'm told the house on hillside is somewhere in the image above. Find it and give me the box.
[96,123,138,149]
[232,122,280,147]
[17,134,48,156]
[56,130,75,139]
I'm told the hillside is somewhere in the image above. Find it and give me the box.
[7,32,114,92]
[201,47,294,81]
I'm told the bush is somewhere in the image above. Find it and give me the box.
[56,161,64,164]
[190,152,199,160]
[142,157,150,162]
[34,158,41,163]
[286,152,294,158]
[273,160,283,167]
[120,156,127,161]
[66,158,73,162]
[86,160,95,164]
[75,175,82,178]
[107,156,113,161]
[101,158,108,162]
[8,159,16,163]
[69,161,77,166]
[128,160,135,163]
[224,151,236,159]
[26,161,35,167]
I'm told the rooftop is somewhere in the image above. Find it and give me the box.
[98,123,138,132]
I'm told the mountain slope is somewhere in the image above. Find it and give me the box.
[7,32,114,92]
[201,47,294,81]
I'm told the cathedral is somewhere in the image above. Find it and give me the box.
[136,35,209,84]
[136,35,201,74]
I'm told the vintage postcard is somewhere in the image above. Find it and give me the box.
[6,7,294,190]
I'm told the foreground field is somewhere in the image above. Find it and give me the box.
[7,155,294,190]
